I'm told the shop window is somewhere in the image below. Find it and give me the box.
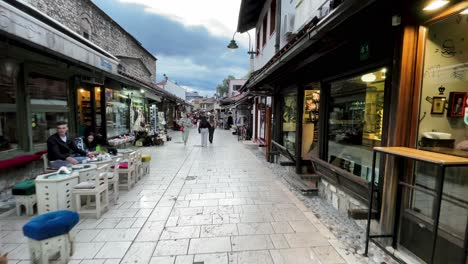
[105,88,129,138]
[28,73,69,144]
[327,68,386,180]
[303,86,320,158]
[0,59,19,152]
[31,112,68,143]
[407,12,468,263]
[283,93,297,154]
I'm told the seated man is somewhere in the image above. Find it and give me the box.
[47,121,93,169]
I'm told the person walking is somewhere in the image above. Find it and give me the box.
[208,113,217,144]
[198,116,211,147]
[178,113,193,146]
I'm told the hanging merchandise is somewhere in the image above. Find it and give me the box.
[149,105,158,135]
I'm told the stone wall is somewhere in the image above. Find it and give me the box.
[29,0,156,83]
[318,179,366,215]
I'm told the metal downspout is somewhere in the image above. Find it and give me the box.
[275,0,282,53]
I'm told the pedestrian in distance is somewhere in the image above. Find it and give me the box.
[207,112,217,144]
[198,116,211,147]
[178,112,193,146]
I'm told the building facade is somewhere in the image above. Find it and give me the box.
[0,0,171,205]
[236,0,468,263]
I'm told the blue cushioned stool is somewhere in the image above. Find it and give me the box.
[23,210,79,264]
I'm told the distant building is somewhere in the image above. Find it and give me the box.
[228,79,247,98]
[193,97,218,112]
[156,74,186,100]
[186,91,204,101]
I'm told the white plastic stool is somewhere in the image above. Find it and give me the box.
[28,231,75,264]
[14,194,37,216]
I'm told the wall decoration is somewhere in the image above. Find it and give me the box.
[448,92,467,117]
[431,96,446,114]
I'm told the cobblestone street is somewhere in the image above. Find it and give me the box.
[1,129,393,264]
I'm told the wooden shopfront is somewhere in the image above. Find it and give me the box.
[373,1,468,263]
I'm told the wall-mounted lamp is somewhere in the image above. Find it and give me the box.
[423,0,449,11]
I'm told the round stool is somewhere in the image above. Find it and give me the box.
[23,210,79,264]
[12,180,37,216]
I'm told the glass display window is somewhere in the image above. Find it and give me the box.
[282,93,297,154]
[28,73,69,144]
[327,68,386,180]
[303,85,320,158]
[0,59,19,152]
[105,88,129,138]
[405,11,468,263]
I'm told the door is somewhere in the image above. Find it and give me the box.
[77,86,103,137]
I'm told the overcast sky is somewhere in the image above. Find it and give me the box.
[93,0,251,96]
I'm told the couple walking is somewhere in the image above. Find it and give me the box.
[178,113,216,147]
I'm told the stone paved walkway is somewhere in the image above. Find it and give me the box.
[1,128,390,264]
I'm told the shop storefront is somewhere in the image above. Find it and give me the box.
[104,86,130,139]
[376,2,468,263]
[326,68,386,181]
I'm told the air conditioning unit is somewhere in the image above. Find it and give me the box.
[283,13,295,38]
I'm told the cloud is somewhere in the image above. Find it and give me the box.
[117,0,253,49]
[157,54,248,90]
[118,0,239,37]
[93,0,250,96]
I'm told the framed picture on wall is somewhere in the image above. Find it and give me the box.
[431,97,446,115]
[448,92,467,117]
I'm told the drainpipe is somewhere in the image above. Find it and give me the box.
[275,0,282,53]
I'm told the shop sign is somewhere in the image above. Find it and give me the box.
[360,41,370,61]
[0,1,119,74]
[100,58,113,71]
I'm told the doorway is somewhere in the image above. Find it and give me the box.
[77,86,103,138]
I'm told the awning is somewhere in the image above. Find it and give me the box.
[145,92,162,102]
[0,1,119,74]
[237,0,266,33]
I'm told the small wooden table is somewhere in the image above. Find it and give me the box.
[35,171,79,214]
[364,147,468,264]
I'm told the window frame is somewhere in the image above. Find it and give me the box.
[256,31,261,55]
[262,15,268,48]
[270,0,276,36]
[319,65,391,184]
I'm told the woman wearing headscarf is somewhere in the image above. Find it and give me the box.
[178,113,193,146]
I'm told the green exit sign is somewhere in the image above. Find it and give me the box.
[360,42,370,61]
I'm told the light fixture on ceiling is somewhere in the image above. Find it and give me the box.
[461,8,468,14]
[79,88,85,93]
[381,68,387,79]
[140,89,145,93]
[423,0,449,11]
[361,73,377,83]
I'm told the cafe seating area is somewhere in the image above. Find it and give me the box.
[13,149,151,220]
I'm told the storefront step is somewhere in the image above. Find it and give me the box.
[348,208,379,220]
[282,171,318,195]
